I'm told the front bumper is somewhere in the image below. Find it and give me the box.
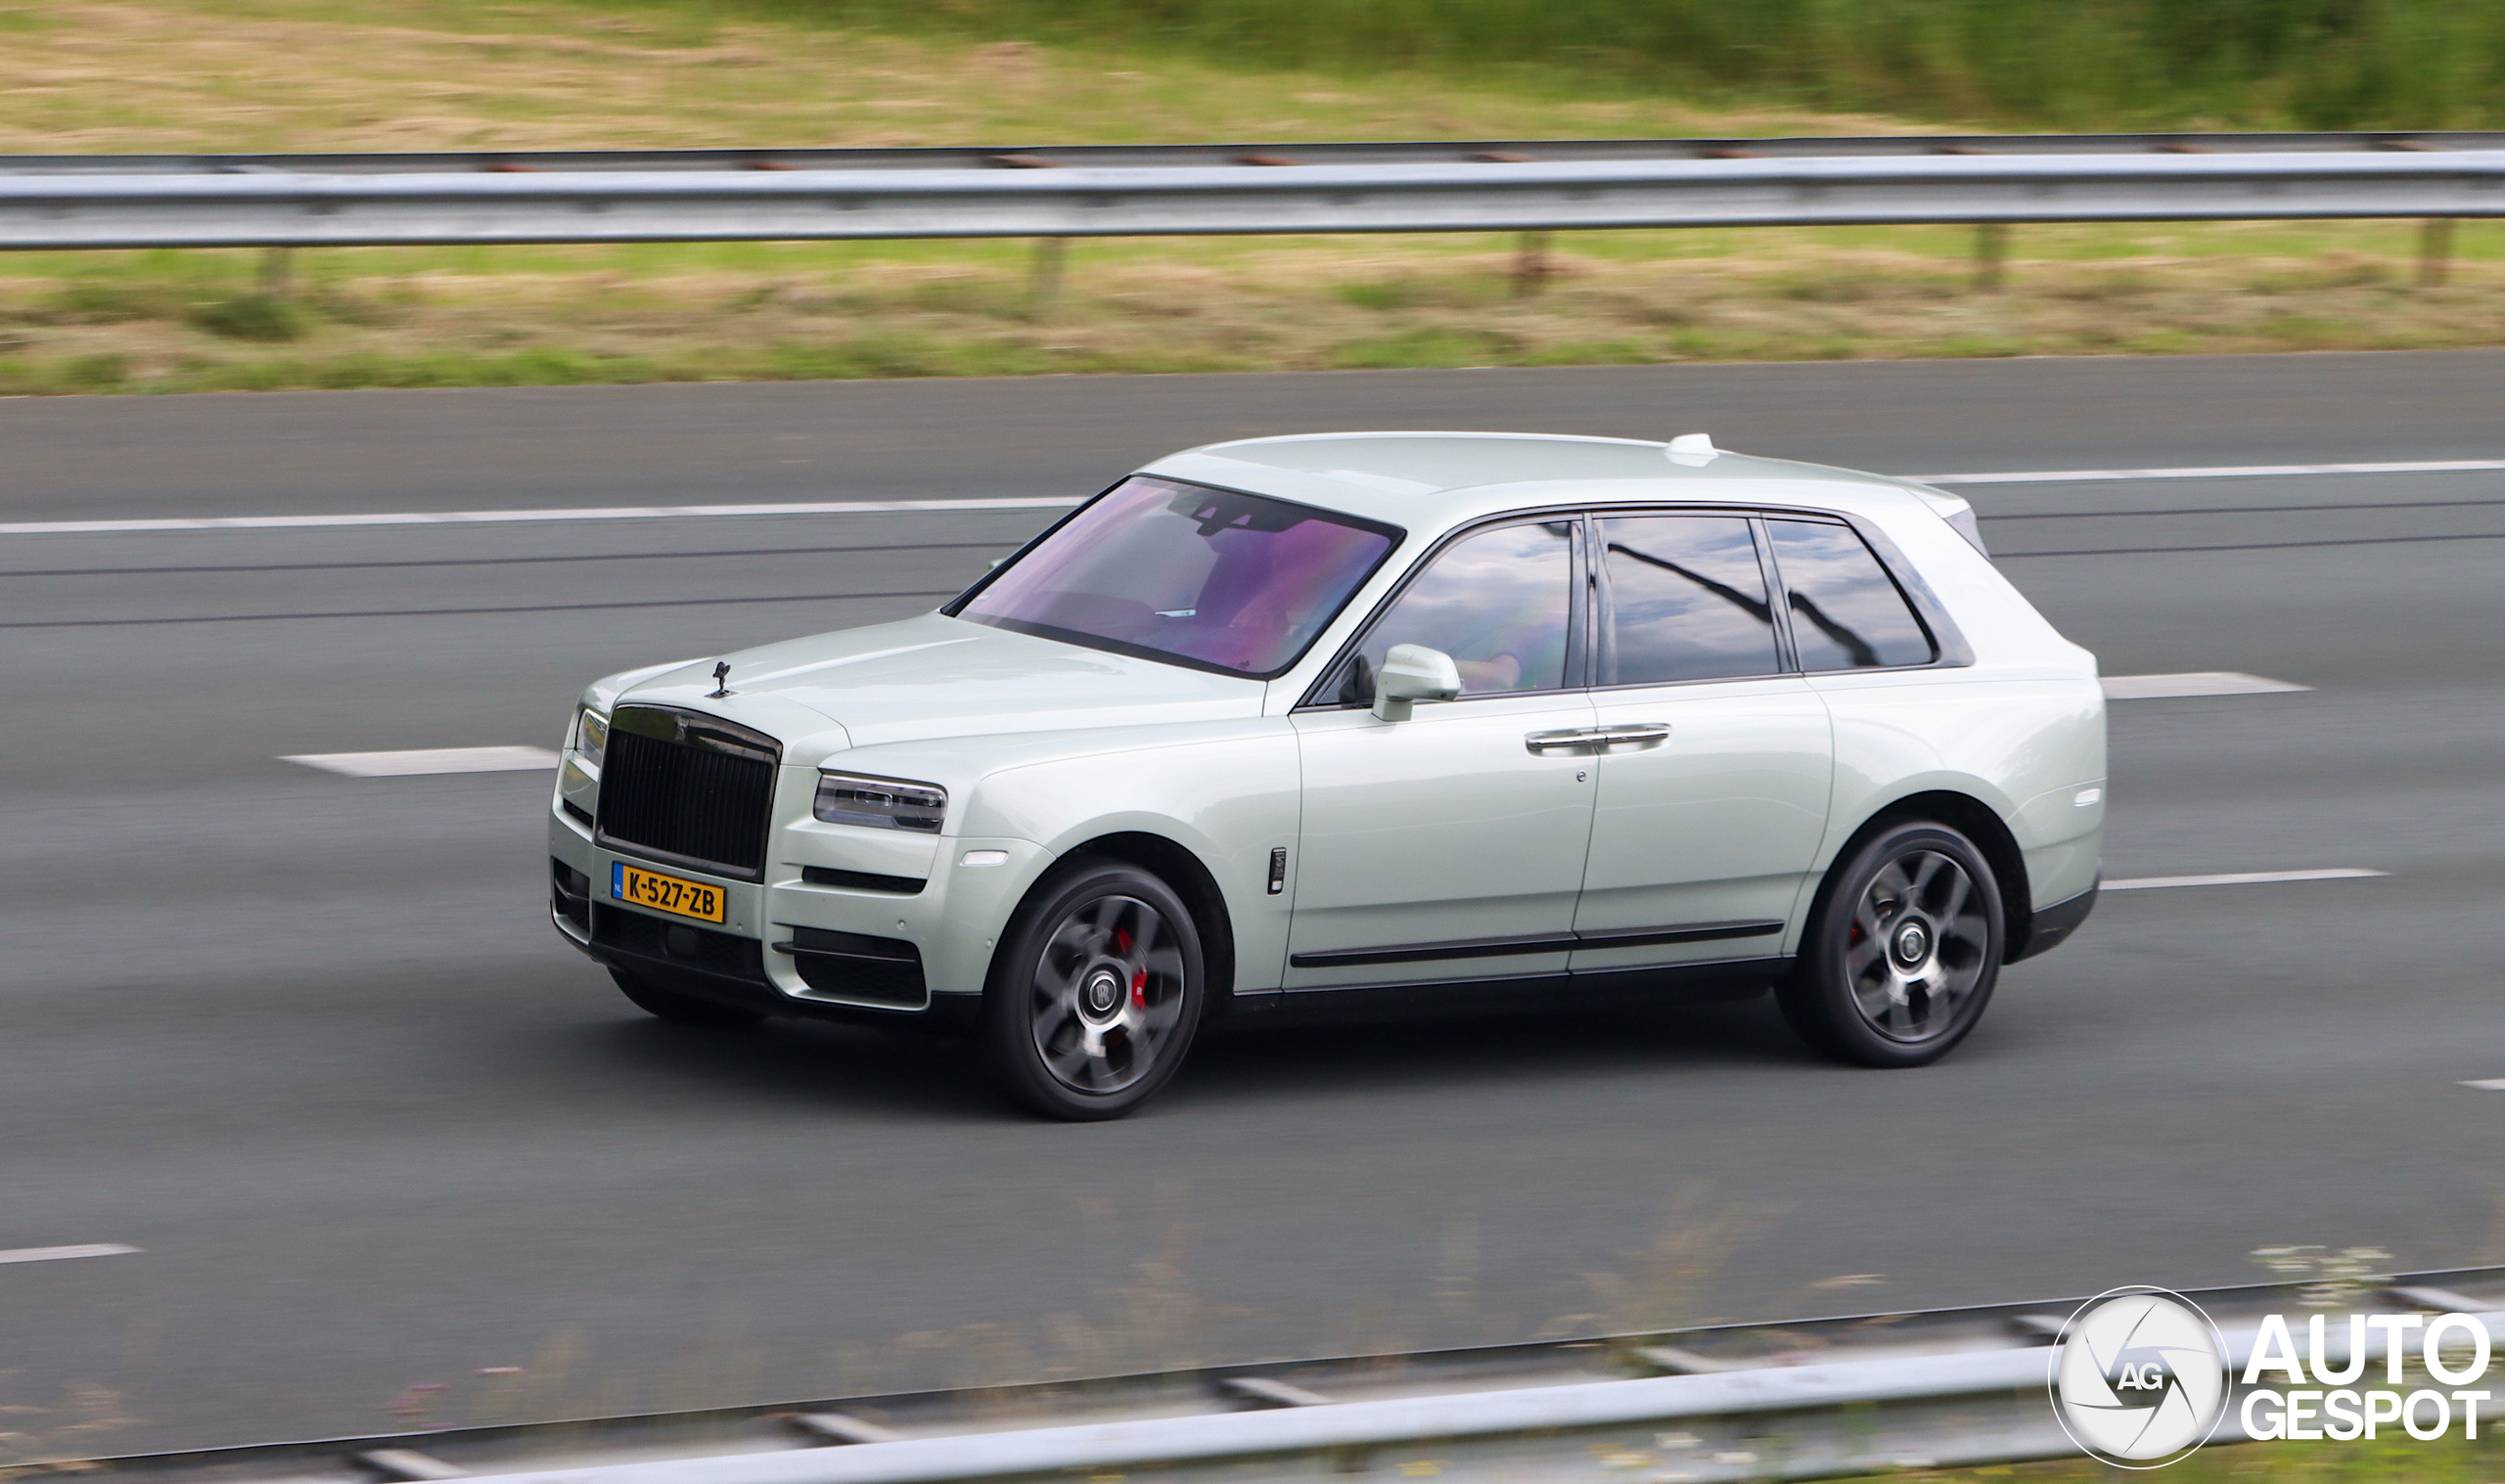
[548,792,1046,1019]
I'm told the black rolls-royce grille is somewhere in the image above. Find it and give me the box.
[596,706,780,879]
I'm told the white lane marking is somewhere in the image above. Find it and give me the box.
[1916,459,2505,485]
[2104,868,2389,891]
[0,496,1081,537]
[2460,1079,2505,1091]
[285,745,559,777]
[2101,671,2311,699]
[8,458,2501,536]
[0,1243,141,1265]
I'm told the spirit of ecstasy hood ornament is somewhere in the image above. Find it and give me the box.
[706,661,735,698]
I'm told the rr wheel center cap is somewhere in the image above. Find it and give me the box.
[1082,968,1124,1018]
[1891,921,1932,967]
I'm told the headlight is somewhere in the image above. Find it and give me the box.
[814,772,946,832]
[573,707,609,767]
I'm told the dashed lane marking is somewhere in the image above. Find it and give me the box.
[285,746,559,777]
[0,1244,141,1265]
[0,496,1081,536]
[277,680,2293,779]
[2101,671,2310,699]
[272,680,2291,778]
[1917,460,2505,485]
[2103,868,2388,891]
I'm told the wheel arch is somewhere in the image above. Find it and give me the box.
[1006,831,1239,1010]
[1821,790,2032,960]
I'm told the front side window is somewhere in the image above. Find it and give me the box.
[955,477,1398,677]
[1331,519,1575,702]
[1766,518,1937,670]
[1599,515,1782,686]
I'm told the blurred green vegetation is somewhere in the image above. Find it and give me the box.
[3,217,2499,394]
[603,0,2505,131]
[1845,1428,2505,1481]
[5,0,2504,391]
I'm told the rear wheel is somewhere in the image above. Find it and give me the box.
[985,860,1206,1121]
[610,967,766,1029]
[1777,822,2003,1067]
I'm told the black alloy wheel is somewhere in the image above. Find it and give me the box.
[1778,821,2003,1068]
[986,859,1206,1120]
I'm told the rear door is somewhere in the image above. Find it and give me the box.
[1571,512,1834,974]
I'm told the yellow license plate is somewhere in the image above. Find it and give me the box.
[612,862,726,924]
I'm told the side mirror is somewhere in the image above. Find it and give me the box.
[1371,644,1462,722]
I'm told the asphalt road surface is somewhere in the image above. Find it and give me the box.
[5,352,2503,1458]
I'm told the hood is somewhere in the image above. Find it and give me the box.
[618,612,1268,751]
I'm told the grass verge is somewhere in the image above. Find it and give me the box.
[5,224,2500,395]
[1842,1430,2505,1482]
[1,1,2502,393]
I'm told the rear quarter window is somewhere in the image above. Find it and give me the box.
[1765,518,1937,670]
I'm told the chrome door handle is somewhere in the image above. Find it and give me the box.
[1526,724,1672,754]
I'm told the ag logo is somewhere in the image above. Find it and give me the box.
[2049,1286,2229,1467]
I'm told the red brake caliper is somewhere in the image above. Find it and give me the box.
[1112,926,1145,1008]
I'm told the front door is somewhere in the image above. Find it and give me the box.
[1288,518,1598,989]
[1571,513,1834,974]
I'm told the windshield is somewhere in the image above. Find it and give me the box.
[953,477,1400,677]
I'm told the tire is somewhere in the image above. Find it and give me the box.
[1777,821,2004,1068]
[610,967,767,1029]
[985,859,1207,1121]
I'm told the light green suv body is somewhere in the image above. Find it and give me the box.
[549,431,2104,1115]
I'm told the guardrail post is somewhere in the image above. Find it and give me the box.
[1030,237,1067,319]
[258,247,295,298]
[1974,223,2010,292]
[1512,231,1551,298]
[2418,218,2456,287]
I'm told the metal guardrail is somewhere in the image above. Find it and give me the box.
[60,1267,2505,1484]
[9,131,2505,176]
[1,135,2501,253]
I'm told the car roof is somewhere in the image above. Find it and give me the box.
[1136,430,1950,534]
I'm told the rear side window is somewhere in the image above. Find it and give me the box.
[1765,519,1936,670]
[1599,515,1782,686]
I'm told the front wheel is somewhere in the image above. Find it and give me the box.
[985,860,1207,1121]
[1777,822,2004,1068]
